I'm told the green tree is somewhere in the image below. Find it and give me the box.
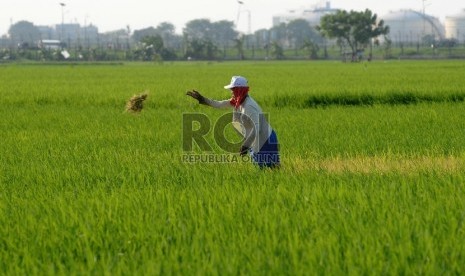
[211,20,238,48]
[132,27,158,42]
[253,29,270,51]
[183,19,235,60]
[141,35,164,52]
[233,36,245,60]
[156,22,179,49]
[301,40,320,59]
[140,35,177,61]
[183,19,213,41]
[287,19,322,50]
[269,23,287,46]
[156,22,176,36]
[318,9,389,61]
[270,41,284,60]
[184,38,219,60]
[133,23,181,55]
[383,36,393,59]
[136,35,164,61]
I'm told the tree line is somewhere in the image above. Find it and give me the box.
[1,9,463,62]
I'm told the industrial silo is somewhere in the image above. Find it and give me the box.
[445,9,465,42]
[382,9,445,44]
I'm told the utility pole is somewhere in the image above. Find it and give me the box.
[236,1,243,28]
[84,15,89,49]
[9,18,13,50]
[245,10,251,35]
[236,0,251,34]
[60,2,65,45]
[422,0,426,34]
[421,0,431,35]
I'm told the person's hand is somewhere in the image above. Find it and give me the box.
[186,90,206,104]
[240,145,249,156]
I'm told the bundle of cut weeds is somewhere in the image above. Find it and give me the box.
[126,92,148,113]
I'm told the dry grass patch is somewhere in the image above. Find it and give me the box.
[287,155,465,174]
[125,92,148,113]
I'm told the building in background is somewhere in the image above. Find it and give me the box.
[55,23,80,46]
[379,10,445,44]
[81,24,99,47]
[35,23,99,48]
[271,2,462,47]
[272,1,338,27]
[37,26,55,40]
[445,9,465,42]
[38,39,61,50]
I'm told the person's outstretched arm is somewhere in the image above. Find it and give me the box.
[186,90,230,109]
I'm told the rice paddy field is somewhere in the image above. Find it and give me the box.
[1,60,465,275]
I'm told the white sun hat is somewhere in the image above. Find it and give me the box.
[224,76,248,89]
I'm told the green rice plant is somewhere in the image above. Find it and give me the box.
[1,61,465,275]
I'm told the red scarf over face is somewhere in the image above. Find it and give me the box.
[229,87,249,109]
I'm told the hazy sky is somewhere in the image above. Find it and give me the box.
[1,0,463,36]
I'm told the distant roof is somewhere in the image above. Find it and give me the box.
[446,9,465,20]
[41,40,61,43]
[382,9,438,21]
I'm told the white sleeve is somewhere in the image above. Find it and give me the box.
[241,105,260,148]
[204,98,231,109]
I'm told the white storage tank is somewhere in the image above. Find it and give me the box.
[445,9,465,42]
[382,9,445,44]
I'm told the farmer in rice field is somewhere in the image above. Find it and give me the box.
[186,76,280,168]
